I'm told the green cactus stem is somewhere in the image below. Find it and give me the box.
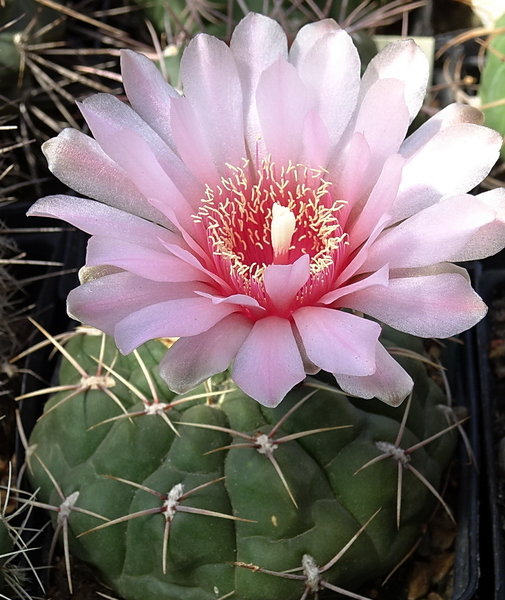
[26,326,458,600]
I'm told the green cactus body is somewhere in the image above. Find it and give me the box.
[28,328,457,600]
[480,13,505,161]
[0,0,63,86]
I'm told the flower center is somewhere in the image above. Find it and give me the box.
[194,158,348,308]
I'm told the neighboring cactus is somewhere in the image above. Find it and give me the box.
[25,325,458,600]
[0,516,13,591]
[0,465,44,599]
[480,13,505,160]
[0,0,63,93]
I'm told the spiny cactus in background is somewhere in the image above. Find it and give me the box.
[480,13,505,160]
[0,0,63,93]
[0,513,13,593]
[0,462,44,599]
[25,325,458,600]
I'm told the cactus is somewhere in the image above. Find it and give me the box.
[24,324,458,600]
[0,516,13,592]
[480,13,505,161]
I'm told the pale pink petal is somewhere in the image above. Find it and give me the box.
[27,195,182,250]
[42,129,169,226]
[159,313,253,393]
[85,236,211,283]
[293,307,380,375]
[342,271,487,337]
[263,255,310,314]
[448,188,505,261]
[292,327,320,375]
[114,297,238,354]
[150,198,209,258]
[389,262,471,281]
[359,40,429,122]
[79,93,200,201]
[120,50,179,151]
[393,123,502,221]
[335,213,391,286]
[256,58,308,166]
[196,291,263,310]
[289,19,341,67]
[331,132,372,213]
[230,13,287,157]
[169,96,221,186]
[319,264,389,305]
[81,99,201,231]
[400,103,485,159]
[67,273,198,335]
[180,33,246,169]
[232,317,305,407]
[159,240,230,292]
[335,342,413,406]
[347,153,404,251]
[353,79,410,178]
[301,110,330,167]
[363,194,496,270]
[293,28,360,147]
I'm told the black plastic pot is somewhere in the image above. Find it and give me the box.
[475,266,505,600]
[452,325,481,600]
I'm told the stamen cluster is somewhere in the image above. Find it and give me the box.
[196,158,347,310]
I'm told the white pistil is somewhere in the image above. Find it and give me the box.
[271,202,296,265]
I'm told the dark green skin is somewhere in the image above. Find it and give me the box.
[480,13,505,161]
[28,329,456,600]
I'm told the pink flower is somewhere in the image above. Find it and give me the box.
[29,14,505,407]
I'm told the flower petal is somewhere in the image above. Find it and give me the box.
[67,273,197,335]
[79,93,199,201]
[42,129,169,226]
[85,236,210,283]
[180,33,246,169]
[343,270,487,337]
[399,103,485,159]
[159,313,253,394]
[335,342,413,406]
[256,58,308,166]
[169,96,221,186]
[263,254,310,314]
[289,19,340,67]
[230,13,288,155]
[28,195,181,249]
[293,27,360,147]
[359,39,429,122]
[353,78,410,178]
[320,264,389,305]
[393,123,502,221]
[347,153,404,251]
[332,132,372,212]
[363,193,497,270]
[121,50,179,151]
[448,188,505,261]
[301,110,330,167]
[232,316,305,407]
[293,307,380,375]
[114,297,238,354]
[197,291,263,310]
